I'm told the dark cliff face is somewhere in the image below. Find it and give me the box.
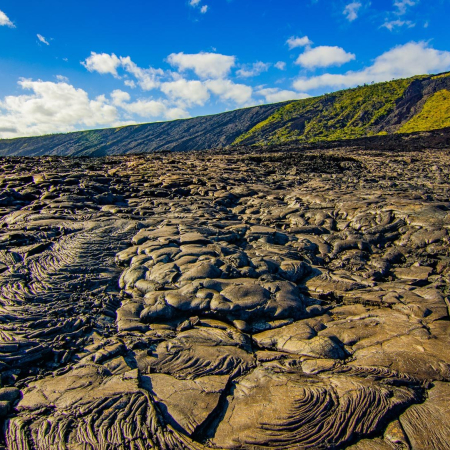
[0,103,287,157]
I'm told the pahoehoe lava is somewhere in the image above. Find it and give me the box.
[0,146,449,449]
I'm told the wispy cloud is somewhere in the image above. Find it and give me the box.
[37,34,50,45]
[189,0,208,14]
[382,19,415,31]
[394,0,418,15]
[237,61,270,78]
[343,2,362,22]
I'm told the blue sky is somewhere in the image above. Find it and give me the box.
[0,0,449,138]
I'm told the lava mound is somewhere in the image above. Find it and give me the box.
[0,148,449,449]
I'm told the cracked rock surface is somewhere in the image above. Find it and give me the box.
[0,148,449,449]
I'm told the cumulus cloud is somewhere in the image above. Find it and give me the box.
[110,89,131,106]
[120,99,189,120]
[201,5,208,13]
[293,41,450,91]
[120,57,163,90]
[382,19,415,30]
[0,77,194,139]
[83,52,122,77]
[56,75,69,82]
[275,61,286,70]
[287,36,312,50]
[237,62,270,78]
[343,2,362,21]
[80,50,258,112]
[0,10,14,27]
[256,88,310,103]
[162,78,255,106]
[167,52,235,79]
[108,88,189,120]
[0,79,118,138]
[161,79,210,106]
[205,79,253,104]
[82,53,163,89]
[296,46,356,69]
[190,0,201,5]
[37,34,49,45]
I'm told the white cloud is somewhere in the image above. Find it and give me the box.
[394,0,418,15]
[237,61,270,78]
[110,89,189,121]
[83,52,121,77]
[120,99,189,120]
[205,79,253,104]
[164,107,191,121]
[287,36,312,50]
[124,80,137,88]
[119,56,163,90]
[190,0,201,5]
[80,50,259,113]
[37,34,49,45]
[161,79,210,106]
[120,99,165,117]
[201,5,208,13]
[296,46,356,69]
[293,41,450,91]
[275,61,286,70]
[257,88,310,103]
[343,2,362,21]
[0,10,14,27]
[0,77,194,138]
[382,19,415,30]
[167,52,235,79]
[111,89,131,106]
[56,75,69,82]
[82,53,163,89]
[0,79,118,138]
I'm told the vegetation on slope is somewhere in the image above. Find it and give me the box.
[234,76,426,146]
[399,89,450,133]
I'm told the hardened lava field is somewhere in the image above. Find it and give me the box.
[0,147,449,449]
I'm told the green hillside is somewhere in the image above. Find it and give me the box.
[233,73,450,146]
[399,89,450,133]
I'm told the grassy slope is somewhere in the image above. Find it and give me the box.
[234,75,428,146]
[399,89,450,133]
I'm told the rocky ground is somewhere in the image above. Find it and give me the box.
[0,147,449,449]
